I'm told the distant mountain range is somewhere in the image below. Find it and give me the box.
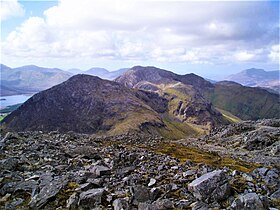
[0,64,72,96]
[2,66,279,138]
[226,68,280,93]
[82,67,129,80]
[0,64,129,96]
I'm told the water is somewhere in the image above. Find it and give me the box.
[0,95,33,109]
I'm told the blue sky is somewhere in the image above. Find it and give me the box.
[1,0,279,79]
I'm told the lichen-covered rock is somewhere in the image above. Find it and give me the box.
[188,170,230,203]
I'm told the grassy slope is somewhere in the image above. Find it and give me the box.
[206,85,280,120]
[216,108,241,123]
[154,142,261,173]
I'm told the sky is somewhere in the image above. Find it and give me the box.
[0,0,279,79]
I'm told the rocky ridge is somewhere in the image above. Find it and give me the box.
[178,119,280,168]
[0,123,279,209]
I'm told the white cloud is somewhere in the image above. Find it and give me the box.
[234,51,255,62]
[1,0,279,66]
[1,0,25,21]
[269,45,279,63]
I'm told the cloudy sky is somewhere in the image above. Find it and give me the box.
[1,0,279,79]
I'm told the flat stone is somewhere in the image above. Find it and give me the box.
[188,170,230,203]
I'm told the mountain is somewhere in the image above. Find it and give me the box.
[116,66,280,122]
[116,66,227,130]
[0,64,72,96]
[226,68,280,93]
[1,74,172,135]
[83,67,129,80]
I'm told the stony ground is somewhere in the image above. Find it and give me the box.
[0,124,279,209]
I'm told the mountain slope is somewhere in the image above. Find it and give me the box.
[205,82,280,120]
[116,66,280,124]
[116,66,226,129]
[226,68,280,93]
[0,64,72,96]
[1,74,170,135]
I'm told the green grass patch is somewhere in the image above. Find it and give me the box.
[216,108,241,123]
[156,116,202,140]
[153,142,261,173]
[0,114,8,122]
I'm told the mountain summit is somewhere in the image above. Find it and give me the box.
[226,68,280,93]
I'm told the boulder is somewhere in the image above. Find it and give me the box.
[231,193,266,210]
[78,188,105,208]
[113,198,129,210]
[138,199,174,210]
[89,165,111,177]
[188,170,230,203]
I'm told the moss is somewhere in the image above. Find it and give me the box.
[230,176,248,193]
[271,198,280,209]
[153,142,260,173]
[53,182,79,208]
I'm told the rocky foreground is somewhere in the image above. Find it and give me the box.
[0,125,280,209]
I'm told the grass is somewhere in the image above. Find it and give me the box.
[216,108,241,123]
[156,117,204,139]
[153,142,261,173]
[0,114,8,122]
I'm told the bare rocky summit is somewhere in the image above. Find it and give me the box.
[0,127,279,209]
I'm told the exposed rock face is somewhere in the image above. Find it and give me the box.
[2,75,167,134]
[188,170,230,203]
[116,66,225,127]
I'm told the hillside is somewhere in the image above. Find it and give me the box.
[1,74,168,135]
[205,82,280,120]
[116,66,227,129]
[116,66,280,123]
[226,68,280,93]
[0,64,72,96]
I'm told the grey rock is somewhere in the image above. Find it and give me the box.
[29,175,68,208]
[79,188,105,208]
[231,193,266,210]
[190,201,210,210]
[183,169,196,177]
[66,192,78,209]
[188,170,230,203]
[90,165,111,177]
[148,178,156,187]
[271,189,280,199]
[133,185,151,204]
[113,198,129,210]
[138,199,174,210]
